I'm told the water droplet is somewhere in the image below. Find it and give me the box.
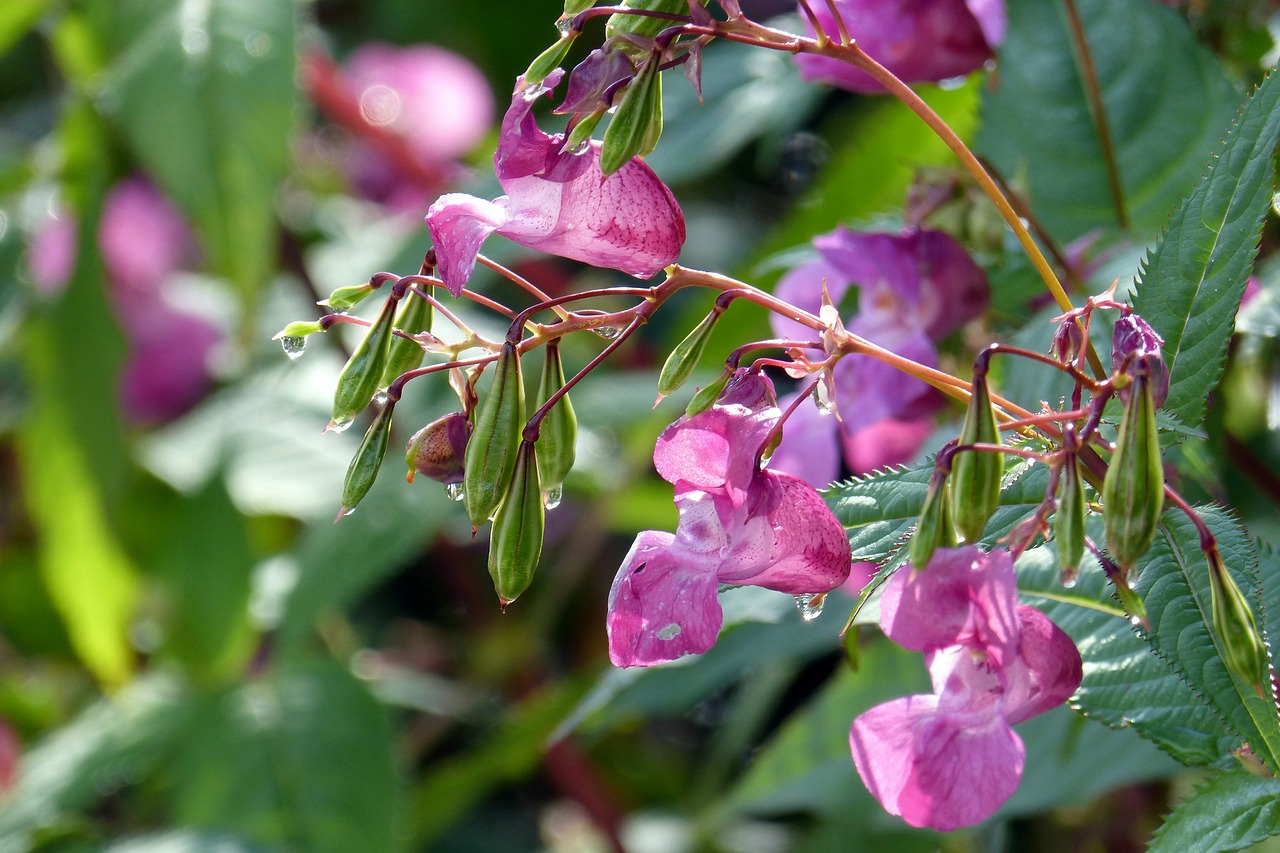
[244,30,272,58]
[592,325,620,339]
[280,336,307,359]
[657,623,682,641]
[543,485,563,510]
[793,592,826,622]
[446,483,465,502]
[326,417,354,433]
[373,392,389,406]
[1061,574,1078,590]
[181,27,210,55]
[1128,614,1144,628]
[812,383,835,415]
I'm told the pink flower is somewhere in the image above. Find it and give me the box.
[427,70,685,296]
[767,227,989,486]
[607,371,852,667]
[849,547,1082,830]
[795,0,1006,94]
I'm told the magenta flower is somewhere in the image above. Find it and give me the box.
[427,70,686,296]
[795,0,1006,94]
[767,227,989,486]
[849,547,1082,831]
[607,370,852,667]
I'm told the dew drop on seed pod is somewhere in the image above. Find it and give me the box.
[543,485,563,510]
[326,417,354,433]
[445,483,465,502]
[280,336,307,360]
[794,593,826,622]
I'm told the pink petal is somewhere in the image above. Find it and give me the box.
[606,530,724,668]
[99,177,196,299]
[841,416,934,476]
[28,212,76,295]
[850,693,1024,832]
[1001,606,1083,724]
[425,193,508,296]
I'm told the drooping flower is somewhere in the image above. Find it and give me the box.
[427,70,685,296]
[849,547,1082,831]
[767,227,989,486]
[795,0,1007,94]
[1111,313,1168,409]
[607,370,852,667]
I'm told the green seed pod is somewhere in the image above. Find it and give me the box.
[380,291,434,389]
[534,341,577,494]
[949,375,1003,543]
[685,368,732,416]
[319,282,375,312]
[1055,455,1087,585]
[606,0,706,38]
[600,56,662,176]
[524,33,575,85]
[464,342,526,528]
[657,308,722,401]
[563,109,606,152]
[488,440,545,608]
[563,0,596,16]
[337,400,395,519]
[1207,549,1268,687]
[908,467,956,570]
[329,297,398,432]
[1102,374,1164,572]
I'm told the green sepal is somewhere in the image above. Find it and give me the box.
[1102,375,1164,571]
[685,368,732,416]
[600,56,662,176]
[948,375,1003,543]
[525,33,575,85]
[272,320,323,340]
[534,341,577,493]
[338,400,395,518]
[464,342,526,528]
[1055,455,1087,583]
[488,440,545,607]
[319,282,375,311]
[329,297,397,431]
[657,308,721,400]
[563,109,606,152]
[1208,549,1269,688]
[379,290,434,389]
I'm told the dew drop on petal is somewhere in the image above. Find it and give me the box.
[280,336,307,360]
[445,483,465,502]
[543,485,563,510]
[657,623,682,641]
[793,592,826,622]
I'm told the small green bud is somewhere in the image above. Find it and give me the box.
[534,341,577,494]
[273,320,323,340]
[1102,374,1164,571]
[908,467,956,569]
[600,56,662,176]
[657,308,721,401]
[319,282,375,311]
[949,375,1003,543]
[1207,549,1269,687]
[1055,455,1087,585]
[337,400,395,520]
[380,291,434,389]
[464,342,526,528]
[685,368,732,416]
[488,440,545,608]
[563,109,606,152]
[329,297,398,432]
[525,33,575,85]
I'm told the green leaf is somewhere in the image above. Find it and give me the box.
[977,0,1237,242]
[0,0,48,56]
[170,659,399,853]
[103,0,296,294]
[1133,67,1280,429]
[105,832,269,853]
[1136,506,1280,770]
[1150,769,1280,853]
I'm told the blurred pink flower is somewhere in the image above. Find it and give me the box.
[768,227,988,486]
[608,370,852,667]
[0,716,18,794]
[337,43,495,209]
[796,0,1006,94]
[427,70,685,296]
[849,547,1081,830]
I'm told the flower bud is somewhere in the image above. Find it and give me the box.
[657,307,721,401]
[908,467,956,570]
[464,342,525,528]
[949,374,1003,543]
[488,440,545,608]
[1207,549,1268,687]
[1050,317,1084,365]
[1102,373,1164,572]
[555,47,635,115]
[337,400,395,519]
[600,55,662,175]
[1055,455,1087,585]
[406,412,472,485]
[1112,313,1168,409]
[534,341,577,494]
[319,282,375,312]
[685,367,732,416]
[380,291,434,389]
[273,320,324,340]
[329,297,397,432]
[524,34,575,86]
